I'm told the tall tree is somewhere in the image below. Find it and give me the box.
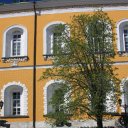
[41,10,120,128]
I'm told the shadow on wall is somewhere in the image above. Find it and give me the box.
[0,120,10,128]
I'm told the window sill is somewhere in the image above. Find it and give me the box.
[43,54,54,61]
[118,51,128,56]
[0,115,29,119]
[1,56,29,66]
[2,56,29,63]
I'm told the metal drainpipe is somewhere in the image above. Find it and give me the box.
[33,1,37,128]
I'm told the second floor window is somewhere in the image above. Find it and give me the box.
[43,22,65,58]
[117,20,128,53]
[3,25,28,59]
[12,32,21,56]
[124,29,128,52]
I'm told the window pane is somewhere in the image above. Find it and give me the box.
[13,111,16,115]
[12,33,21,56]
[16,100,20,106]
[13,108,16,115]
[12,92,21,115]
[17,108,20,112]
[13,101,16,107]
[13,35,17,38]
[13,93,16,99]
[13,108,16,111]
[18,35,21,38]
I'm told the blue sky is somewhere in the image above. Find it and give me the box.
[0,0,38,4]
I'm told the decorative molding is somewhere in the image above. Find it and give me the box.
[0,115,29,119]
[0,12,34,18]
[117,51,128,56]
[0,61,128,71]
[3,24,28,59]
[0,6,128,18]
[43,80,63,115]
[43,54,54,61]
[1,81,28,116]
[2,56,29,66]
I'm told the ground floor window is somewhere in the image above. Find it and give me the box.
[12,92,21,115]
[1,82,28,116]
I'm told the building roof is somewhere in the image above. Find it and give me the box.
[0,0,128,13]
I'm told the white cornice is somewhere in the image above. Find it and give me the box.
[0,61,127,71]
[0,6,128,18]
[0,12,34,18]
[0,65,53,71]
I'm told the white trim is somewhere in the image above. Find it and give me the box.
[3,24,28,58]
[116,19,128,51]
[43,80,63,115]
[0,12,34,18]
[1,81,28,116]
[43,21,65,55]
[40,6,128,15]
[1,6,128,18]
[0,65,53,71]
[0,61,128,71]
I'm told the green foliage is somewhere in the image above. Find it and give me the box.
[45,83,71,126]
[40,10,120,128]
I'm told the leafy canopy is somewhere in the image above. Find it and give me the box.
[41,10,120,127]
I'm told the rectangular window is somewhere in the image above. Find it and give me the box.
[124,30,128,52]
[53,32,62,53]
[12,34,21,56]
[12,92,21,115]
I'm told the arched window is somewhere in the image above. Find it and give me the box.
[44,81,61,114]
[120,78,128,112]
[1,82,28,116]
[44,80,69,115]
[43,21,65,59]
[2,25,28,65]
[117,19,128,55]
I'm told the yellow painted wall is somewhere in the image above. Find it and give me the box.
[0,9,128,122]
[0,10,128,67]
[0,69,33,122]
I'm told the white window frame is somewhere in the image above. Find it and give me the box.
[43,21,65,56]
[11,31,22,57]
[3,25,28,58]
[43,80,70,115]
[117,19,128,52]
[1,81,28,116]
[12,91,21,116]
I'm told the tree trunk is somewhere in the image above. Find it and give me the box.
[97,116,103,128]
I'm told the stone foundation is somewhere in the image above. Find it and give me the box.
[1,119,116,128]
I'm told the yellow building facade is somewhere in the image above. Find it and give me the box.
[0,0,128,127]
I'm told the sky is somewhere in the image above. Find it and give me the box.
[0,0,39,4]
